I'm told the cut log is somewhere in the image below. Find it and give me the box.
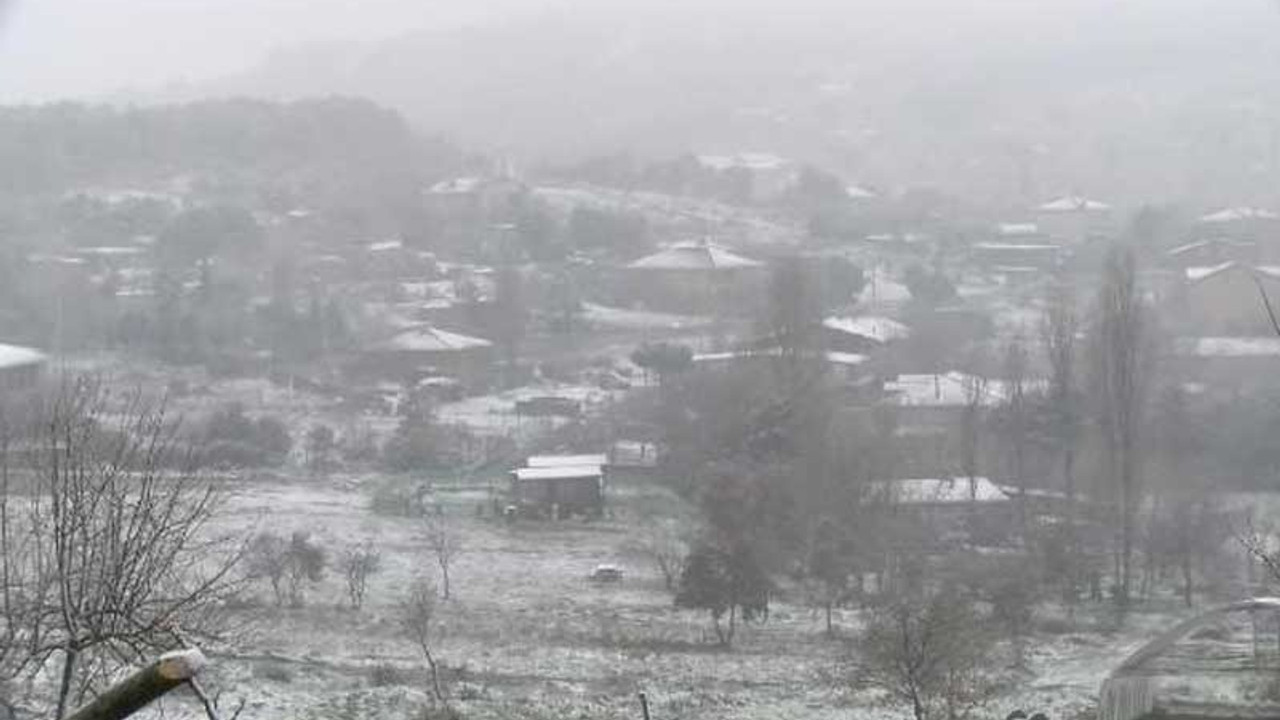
[65,649,206,720]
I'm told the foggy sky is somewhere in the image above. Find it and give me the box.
[0,0,551,100]
[0,0,1275,103]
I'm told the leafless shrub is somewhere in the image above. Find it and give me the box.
[857,588,999,720]
[424,513,462,600]
[247,530,327,607]
[400,578,447,705]
[340,540,382,610]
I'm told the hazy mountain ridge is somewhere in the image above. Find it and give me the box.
[162,0,1280,202]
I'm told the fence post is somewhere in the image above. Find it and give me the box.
[66,649,207,720]
[639,691,651,720]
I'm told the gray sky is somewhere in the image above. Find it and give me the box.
[0,0,1275,102]
[0,0,551,100]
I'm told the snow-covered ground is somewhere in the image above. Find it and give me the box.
[129,476,1225,720]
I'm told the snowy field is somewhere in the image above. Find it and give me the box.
[132,475,1212,720]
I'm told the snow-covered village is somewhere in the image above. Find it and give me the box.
[6,3,1280,720]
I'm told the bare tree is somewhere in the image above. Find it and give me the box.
[634,518,695,593]
[958,370,989,505]
[424,512,462,600]
[246,533,289,605]
[858,588,997,720]
[996,338,1030,539]
[399,577,447,705]
[1088,246,1149,609]
[340,540,382,610]
[1041,279,1082,604]
[3,377,244,718]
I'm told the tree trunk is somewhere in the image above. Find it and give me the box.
[55,646,78,720]
[726,604,737,646]
[423,647,446,704]
[65,649,206,720]
[440,561,451,600]
[825,600,834,637]
[1182,538,1194,608]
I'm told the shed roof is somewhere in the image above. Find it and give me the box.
[513,466,603,481]
[526,454,608,468]
[628,241,762,271]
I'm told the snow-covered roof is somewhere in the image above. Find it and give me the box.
[1038,195,1111,213]
[76,246,144,257]
[628,241,762,271]
[696,152,789,172]
[869,477,1007,505]
[883,372,1005,408]
[1180,337,1280,358]
[0,343,46,370]
[1167,240,1213,257]
[512,466,603,481]
[974,242,1060,252]
[1184,261,1237,282]
[385,326,492,353]
[693,348,869,366]
[527,454,608,468]
[823,315,911,343]
[997,223,1040,237]
[1200,207,1279,223]
[426,177,485,195]
[846,184,877,200]
[368,239,404,253]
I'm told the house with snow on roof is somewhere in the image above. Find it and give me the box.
[1034,195,1115,243]
[1197,207,1280,256]
[1171,261,1280,335]
[623,239,766,314]
[972,223,1063,274]
[866,476,1014,549]
[1172,336,1280,395]
[1164,238,1259,270]
[422,175,527,251]
[351,324,494,388]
